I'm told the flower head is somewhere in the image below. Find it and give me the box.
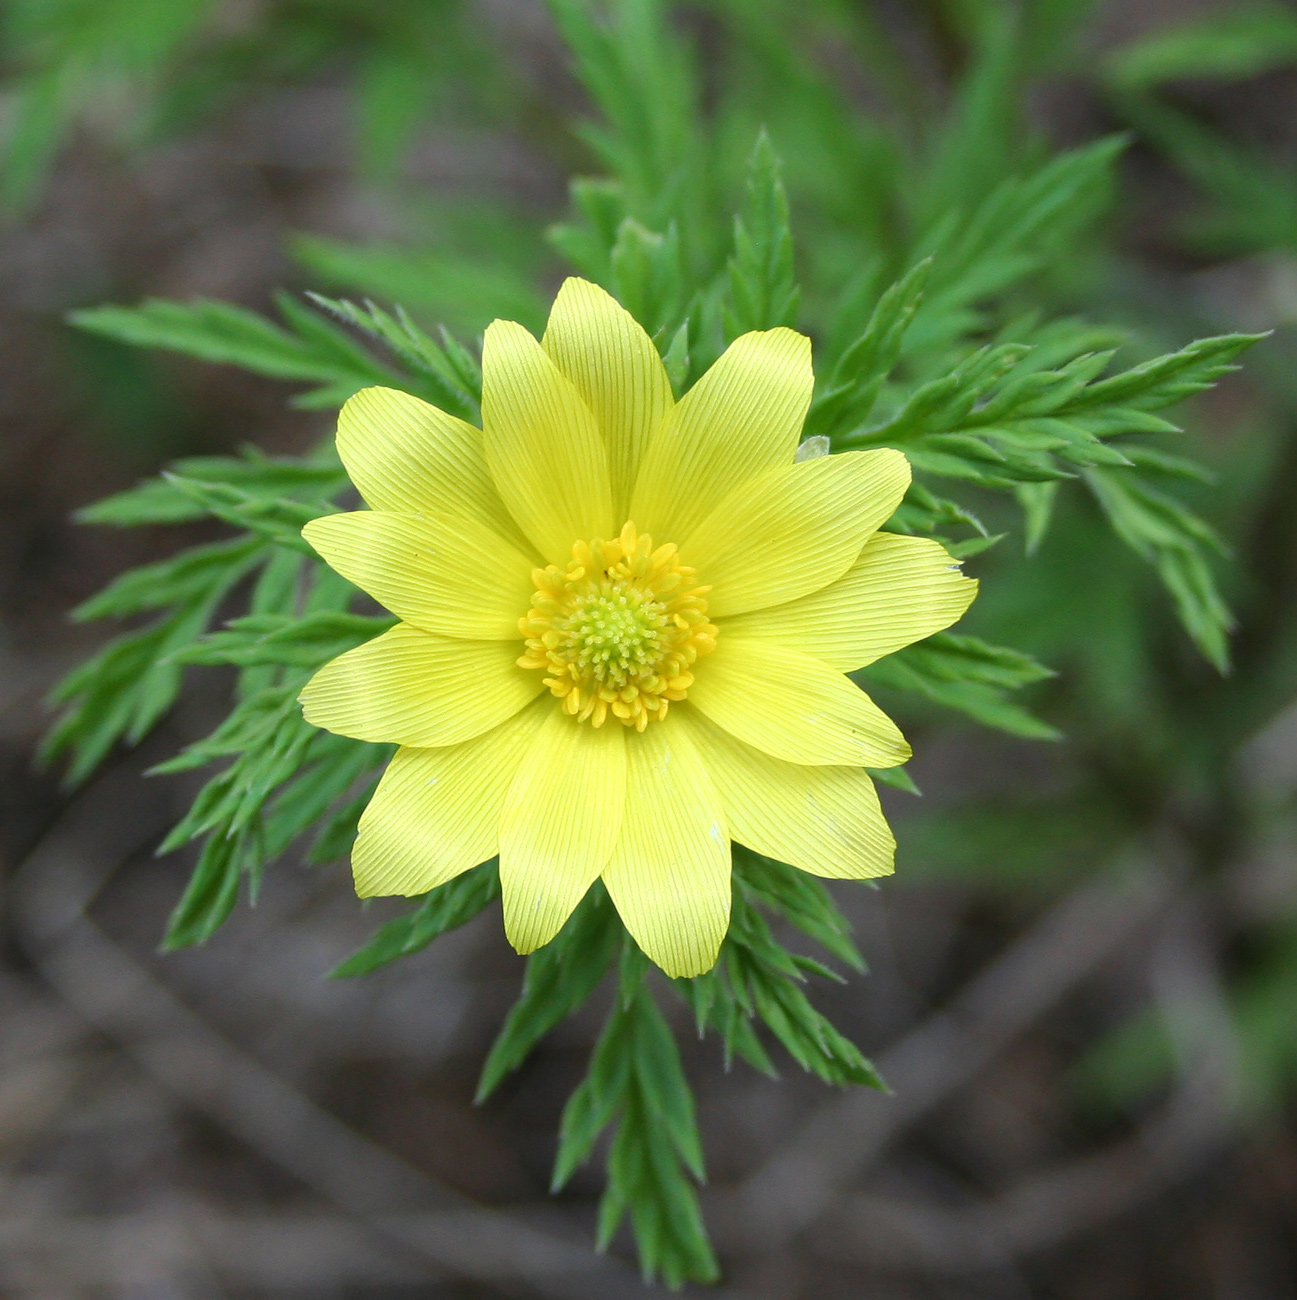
[299,278,976,977]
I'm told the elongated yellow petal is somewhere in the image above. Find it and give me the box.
[601,711,730,977]
[542,277,674,520]
[302,511,534,641]
[684,448,910,619]
[336,387,532,552]
[688,636,910,767]
[481,320,615,564]
[299,623,541,747]
[498,707,625,953]
[681,707,894,879]
[721,532,977,670]
[629,328,812,544]
[352,699,549,897]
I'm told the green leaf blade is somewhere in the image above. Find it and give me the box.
[330,860,501,978]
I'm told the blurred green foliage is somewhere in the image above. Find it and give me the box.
[14,0,1297,1285]
[0,0,498,209]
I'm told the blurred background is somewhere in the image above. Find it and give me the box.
[3,0,1297,1295]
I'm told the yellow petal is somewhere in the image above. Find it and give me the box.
[481,319,615,564]
[302,511,534,640]
[682,707,894,879]
[300,623,542,747]
[629,328,812,545]
[721,532,977,670]
[336,387,531,552]
[601,711,731,978]
[351,698,549,897]
[688,636,910,768]
[684,448,910,619]
[498,707,625,953]
[542,277,674,520]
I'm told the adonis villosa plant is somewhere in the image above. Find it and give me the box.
[41,4,1263,1286]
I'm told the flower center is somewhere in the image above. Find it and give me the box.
[518,521,717,730]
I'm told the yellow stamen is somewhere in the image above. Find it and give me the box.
[518,523,718,728]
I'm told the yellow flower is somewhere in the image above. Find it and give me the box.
[299,278,976,978]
